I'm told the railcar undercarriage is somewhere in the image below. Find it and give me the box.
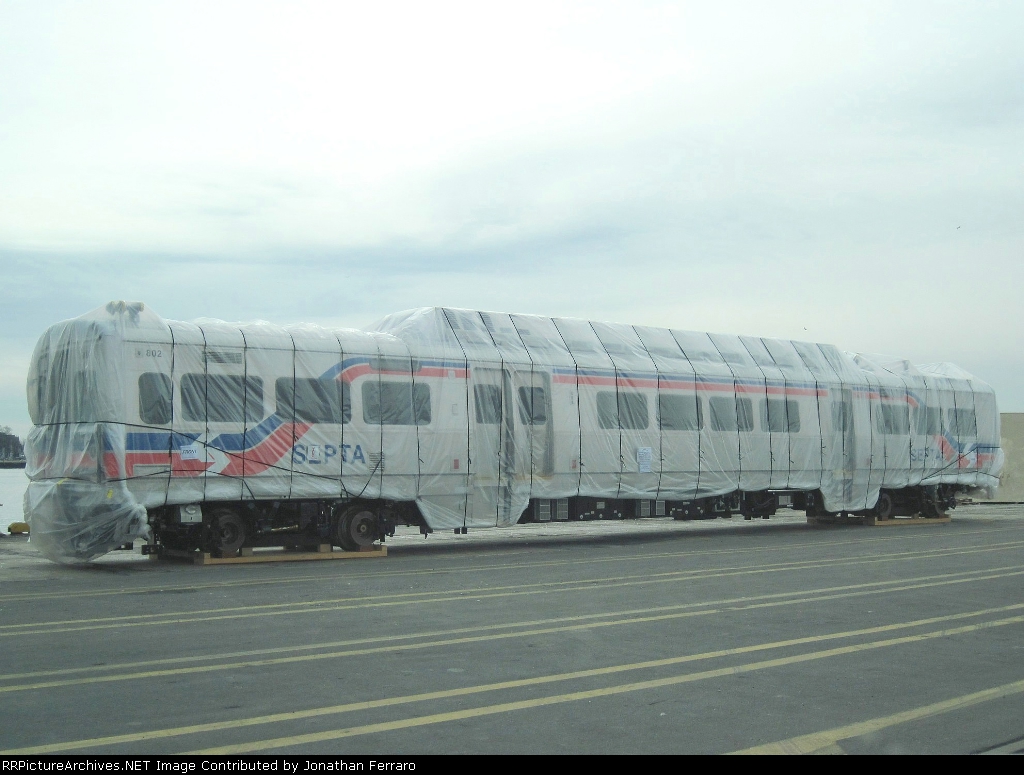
[146,484,966,557]
[146,498,414,556]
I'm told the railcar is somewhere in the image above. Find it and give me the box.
[24,302,1003,563]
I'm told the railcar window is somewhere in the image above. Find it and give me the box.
[36,350,53,419]
[949,408,977,436]
[39,349,102,423]
[709,397,735,431]
[597,392,649,429]
[275,378,350,424]
[517,387,548,425]
[56,369,104,423]
[658,394,703,431]
[761,399,783,433]
[709,397,754,432]
[787,400,801,432]
[139,373,172,425]
[877,404,910,435]
[761,399,800,433]
[181,374,263,423]
[832,396,853,434]
[29,351,49,423]
[362,381,431,425]
[42,365,103,423]
[709,396,736,431]
[736,397,754,432]
[597,393,617,429]
[874,406,887,434]
[474,384,502,424]
[913,406,941,435]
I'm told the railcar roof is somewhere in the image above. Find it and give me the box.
[42,301,994,393]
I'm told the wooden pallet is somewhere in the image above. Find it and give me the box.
[156,544,387,565]
[808,515,951,527]
[862,515,951,526]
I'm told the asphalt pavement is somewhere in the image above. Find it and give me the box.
[1,505,1023,755]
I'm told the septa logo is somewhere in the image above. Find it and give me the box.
[292,443,368,464]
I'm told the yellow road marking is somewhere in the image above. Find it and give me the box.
[5,522,1018,604]
[730,678,1024,754]
[188,614,1024,754]
[6,540,1023,638]
[0,563,997,677]
[7,602,1024,754]
[2,565,1023,694]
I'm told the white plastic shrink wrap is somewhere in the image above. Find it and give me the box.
[24,303,152,562]
[25,302,1004,562]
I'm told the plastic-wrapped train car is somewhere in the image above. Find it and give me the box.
[24,302,1003,563]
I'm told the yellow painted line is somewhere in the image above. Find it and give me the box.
[0,559,828,632]
[9,537,1022,631]
[5,522,1018,604]
[7,602,1024,754]
[731,678,1024,754]
[4,561,1019,687]
[188,614,1024,754]
[2,563,1017,684]
[5,540,1024,638]
[11,547,900,629]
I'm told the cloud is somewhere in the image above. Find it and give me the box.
[0,0,1022,436]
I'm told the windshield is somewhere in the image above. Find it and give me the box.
[28,323,114,425]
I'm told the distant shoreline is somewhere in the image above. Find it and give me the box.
[0,460,26,470]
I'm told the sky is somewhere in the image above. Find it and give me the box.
[1,0,1022,438]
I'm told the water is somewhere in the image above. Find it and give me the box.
[0,467,29,529]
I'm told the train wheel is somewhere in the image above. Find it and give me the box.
[210,510,246,555]
[334,506,378,551]
[873,491,895,520]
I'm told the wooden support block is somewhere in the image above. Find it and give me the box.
[156,545,387,565]
[808,515,952,527]
[864,516,952,526]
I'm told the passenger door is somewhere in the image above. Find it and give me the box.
[469,367,516,526]
[513,370,554,486]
